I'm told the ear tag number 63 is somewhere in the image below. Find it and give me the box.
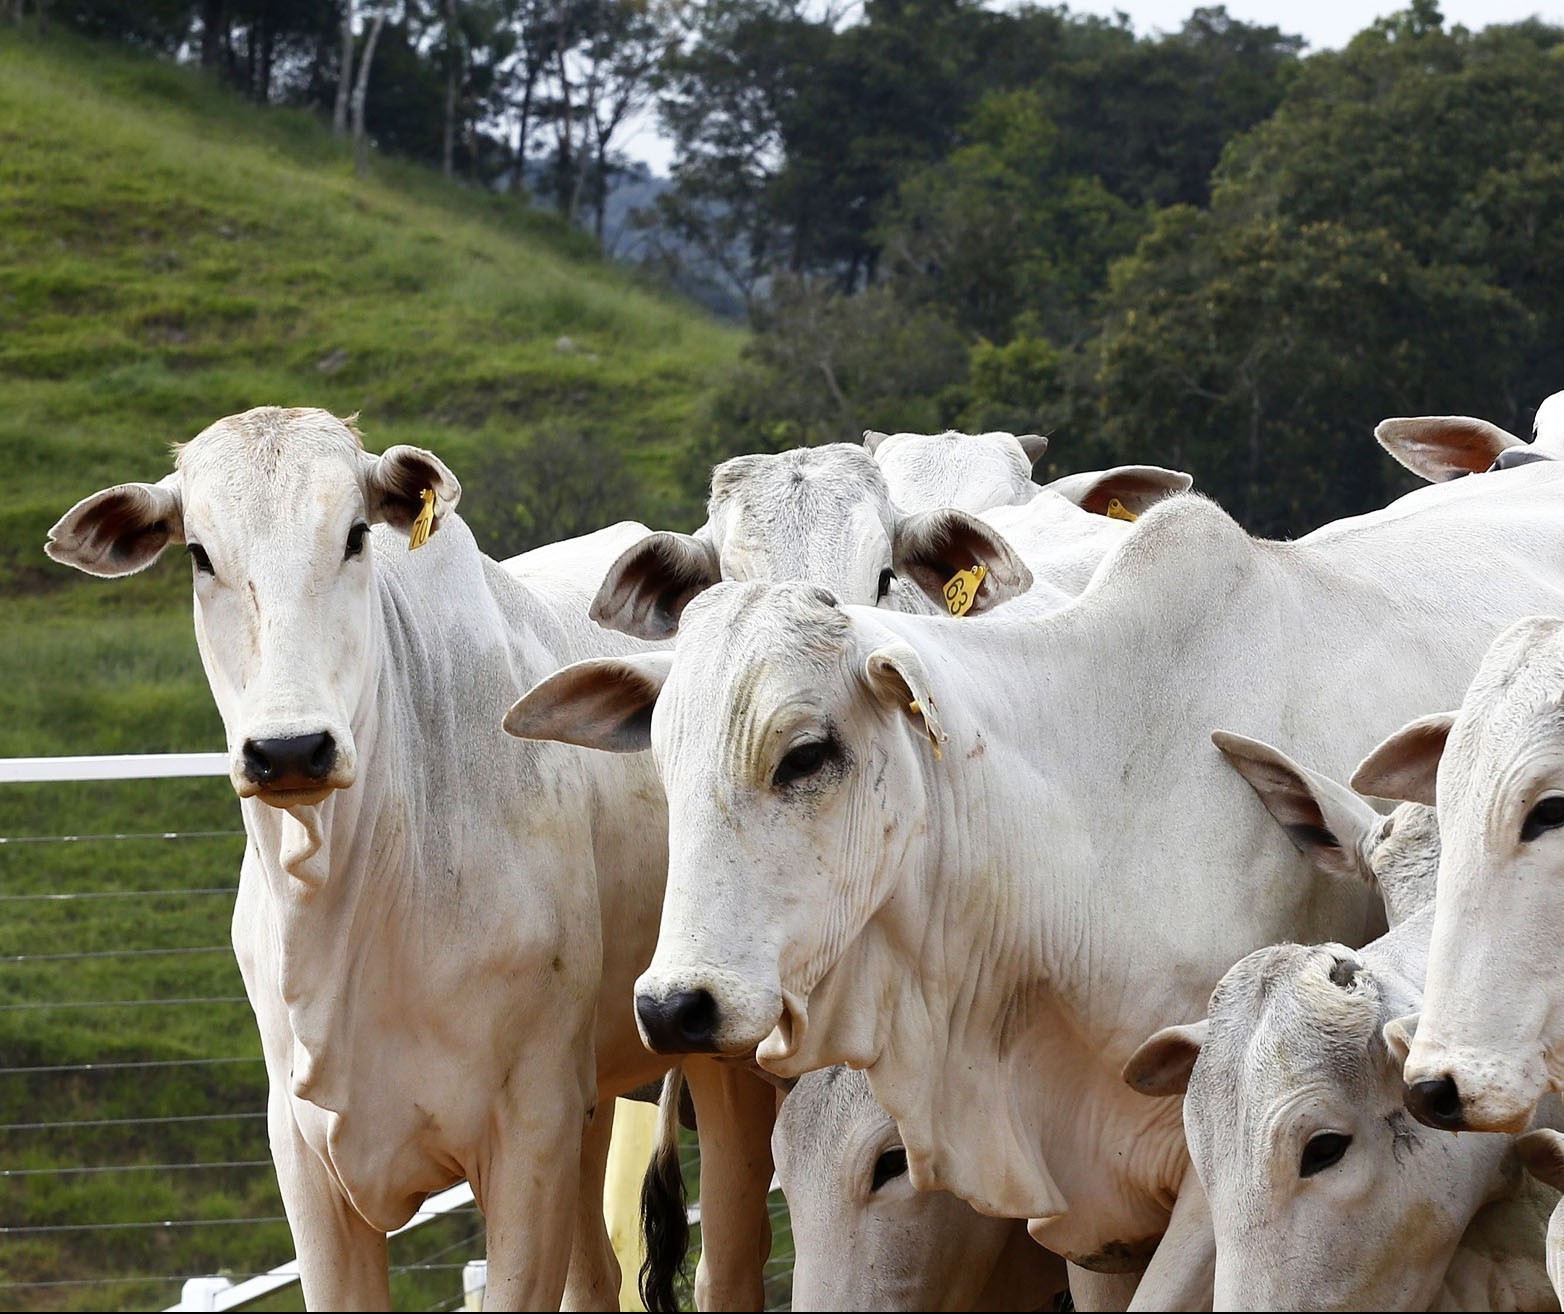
[943,563,987,617]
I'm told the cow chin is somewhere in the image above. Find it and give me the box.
[241,781,341,809]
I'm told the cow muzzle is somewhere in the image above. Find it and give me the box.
[1402,1043,1544,1134]
[633,967,781,1057]
[235,731,351,805]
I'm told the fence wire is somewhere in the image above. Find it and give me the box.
[0,772,795,1312]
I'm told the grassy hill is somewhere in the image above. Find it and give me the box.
[0,26,741,1311]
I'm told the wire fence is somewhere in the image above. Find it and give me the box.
[0,760,795,1312]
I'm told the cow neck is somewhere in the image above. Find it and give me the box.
[805,501,1323,1239]
[244,524,503,1114]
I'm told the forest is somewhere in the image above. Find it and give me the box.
[18,0,1564,535]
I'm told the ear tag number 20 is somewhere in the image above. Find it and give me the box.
[943,563,987,617]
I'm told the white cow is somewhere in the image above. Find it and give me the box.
[1127,733,1558,1311]
[505,465,1564,1305]
[1356,616,1564,1145]
[45,408,774,1311]
[1375,390,1564,482]
[774,1064,1068,1311]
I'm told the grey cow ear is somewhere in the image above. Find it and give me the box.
[365,445,461,539]
[1213,730,1383,886]
[1352,713,1455,807]
[1516,1129,1564,1193]
[503,653,674,753]
[1123,1021,1208,1097]
[1016,433,1049,467]
[47,473,185,577]
[862,429,891,455]
[590,532,722,639]
[892,509,1032,614]
[1374,415,1523,482]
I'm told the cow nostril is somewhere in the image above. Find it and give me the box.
[241,739,275,783]
[1405,1075,1466,1130]
[242,733,336,786]
[306,732,336,779]
[636,989,721,1054]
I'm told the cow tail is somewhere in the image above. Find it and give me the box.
[639,1065,691,1314]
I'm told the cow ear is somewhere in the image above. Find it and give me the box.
[1373,415,1522,482]
[1213,730,1383,885]
[503,654,673,753]
[1123,1021,1208,1097]
[865,642,948,757]
[862,429,891,454]
[365,445,461,538]
[47,474,184,577]
[1016,433,1049,467]
[1516,1129,1564,1193]
[892,509,1032,615]
[1383,1012,1418,1066]
[1043,465,1193,517]
[1351,713,1455,806]
[590,532,722,639]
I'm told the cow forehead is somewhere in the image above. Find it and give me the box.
[780,1066,887,1165]
[175,406,364,524]
[710,445,895,534]
[1444,620,1564,806]
[1196,944,1385,1121]
[662,582,858,763]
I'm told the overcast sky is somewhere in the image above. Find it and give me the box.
[618,1,1564,172]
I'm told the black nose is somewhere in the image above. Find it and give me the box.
[636,989,720,1054]
[242,733,337,787]
[1405,1075,1467,1130]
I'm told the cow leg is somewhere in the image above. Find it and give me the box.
[682,1058,775,1311]
[562,1100,620,1312]
[1067,1264,1143,1312]
[1125,1171,1215,1313]
[474,1087,589,1311]
[270,1097,390,1310]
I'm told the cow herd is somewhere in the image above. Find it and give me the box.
[36,391,1564,1311]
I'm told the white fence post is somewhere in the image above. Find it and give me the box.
[463,1259,487,1310]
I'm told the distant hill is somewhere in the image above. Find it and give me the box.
[0,26,740,761]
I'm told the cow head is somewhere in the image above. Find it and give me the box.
[509,581,938,1062]
[47,407,459,808]
[589,444,1032,638]
[775,1065,1053,1311]
[1353,614,1564,1138]
[864,428,1047,514]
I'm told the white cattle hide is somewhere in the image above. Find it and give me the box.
[864,427,1048,513]
[505,464,1564,1286]
[1357,615,1564,1148]
[44,408,773,1311]
[1375,390,1564,482]
[1127,734,1558,1311]
[775,1064,1067,1311]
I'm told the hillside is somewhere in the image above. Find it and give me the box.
[0,27,739,1311]
[0,26,739,755]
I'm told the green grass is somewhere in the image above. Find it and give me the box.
[0,23,743,1311]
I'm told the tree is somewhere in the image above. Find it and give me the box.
[351,1,388,175]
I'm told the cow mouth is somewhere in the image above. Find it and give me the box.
[756,988,809,1071]
[239,780,340,809]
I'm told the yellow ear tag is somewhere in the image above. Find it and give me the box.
[907,699,945,761]
[407,488,436,551]
[1105,497,1138,523]
[942,563,987,617]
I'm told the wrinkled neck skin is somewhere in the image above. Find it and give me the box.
[758,611,1206,1263]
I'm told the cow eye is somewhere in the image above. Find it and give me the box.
[1299,1131,1351,1178]
[871,1146,908,1192]
[1522,796,1564,843]
[876,568,895,602]
[773,738,834,787]
[187,543,215,576]
[345,522,369,560]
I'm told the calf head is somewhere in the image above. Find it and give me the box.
[776,1065,1033,1311]
[47,407,459,807]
